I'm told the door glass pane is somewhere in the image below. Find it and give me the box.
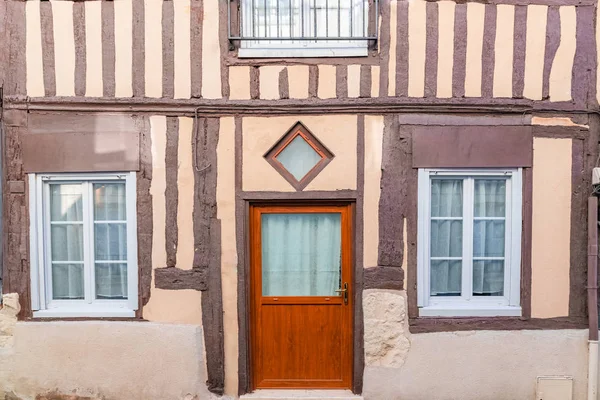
[93,183,128,299]
[261,213,341,296]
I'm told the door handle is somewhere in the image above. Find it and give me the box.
[335,282,349,305]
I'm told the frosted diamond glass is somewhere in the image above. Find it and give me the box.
[276,135,323,181]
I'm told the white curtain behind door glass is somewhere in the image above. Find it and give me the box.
[50,184,85,300]
[473,179,506,296]
[261,213,341,296]
[94,183,128,299]
[430,180,463,296]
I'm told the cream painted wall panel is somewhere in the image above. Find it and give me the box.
[202,0,222,99]
[4,322,211,400]
[174,0,192,99]
[114,0,133,97]
[523,5,548,100]
[259,66,284,100]
[51,1,75,96]
[85,1,103,97]
[177,118,194,270]
[437,2,455,98]
[229,66,251,100]
[493,5,515,98]
[371,66,380,97]
[408,0,426,97]
[364,329,588,400]
[364,116,384,268]
[388,0,398,96]
[145,0,162,98]
[531,138,571,318]
[549,7,576,102]
[288,66,310,99]
[348,64,361,98]
[26,1,45,97]
[217,117,238,397]
[243,116,357,192]
[318,65,337,99]
[465,3,485,97]
[142,116,202,324]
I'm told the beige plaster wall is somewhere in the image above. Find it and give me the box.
[26,1,44,97]
[0,321,213,400]
[174,0,192,99]
[437,1,455,99]
[217,117,240,397]
[549,6,576,102]
[145,0,163,98]
[464,3,485,97]
[201,0,222,99]
[85,1,104,97]
[51,0,76,97]
[142,116,203,325]
[523,5,548,100]
[408,0,426,98]
[493,5,515,98]
[242,115,357,192]
[114,0,134,98]
[531,137,572,318]
[363,327,588,400]
[363,116,384,268]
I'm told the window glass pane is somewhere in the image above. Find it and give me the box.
[473,260,504,296]
[474,179,506,217]
[473,220,505,258]
[95,223,128,261]
[50,184,83,222]
[95,263,128,299]
[275,135,323,181]
[51,225,83,262]
[94,183,126,221]
[430,260,461,296]
[430,220,462,257]
[52,264,84,299]
[261,213,341,296]
[431,179,463,217]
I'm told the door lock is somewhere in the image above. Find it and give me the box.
[335,282,349,305]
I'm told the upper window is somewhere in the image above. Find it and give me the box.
[29,173,138,318]
[230,0,377,58]
[417,169,522,317]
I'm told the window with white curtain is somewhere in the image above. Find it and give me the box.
[238,0,371,57]
[417,169,522,317]
[29,172,138,318]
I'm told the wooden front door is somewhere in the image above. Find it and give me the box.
[250,204,353,389]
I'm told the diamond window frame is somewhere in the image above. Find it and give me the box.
[264,122,334,191]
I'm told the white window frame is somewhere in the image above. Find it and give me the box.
[29,172,138,318]
[238,0,370,58]
[417,168,523,317]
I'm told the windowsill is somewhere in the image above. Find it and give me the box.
[33,308,136,318]
[419,306,522,318]
[238,46,369,58]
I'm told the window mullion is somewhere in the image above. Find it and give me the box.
[82,182,94,304]
[462,177,474,302]
[504,176,513,303]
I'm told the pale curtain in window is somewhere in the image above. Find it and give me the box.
[261,213,341,296]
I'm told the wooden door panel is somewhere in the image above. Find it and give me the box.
[250,204,353,390]
[259,304,343,381]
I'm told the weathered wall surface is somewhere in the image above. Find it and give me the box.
[10,0,593,105]
[363,326,588,400]
[0,320,214,400]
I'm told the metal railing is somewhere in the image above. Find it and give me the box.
[228,0,378,47]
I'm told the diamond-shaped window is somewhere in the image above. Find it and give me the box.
[264,122,334,191]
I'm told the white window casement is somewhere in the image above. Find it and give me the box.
[232,0,376,58]
[417,169,523,317]
[29,172,138,318]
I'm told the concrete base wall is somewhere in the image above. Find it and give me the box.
[363,329,589,400]
[0,321,213,400]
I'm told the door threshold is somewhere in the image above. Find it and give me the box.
[240,389,363,400]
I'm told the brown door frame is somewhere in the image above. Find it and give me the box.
[237,199,364,395]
